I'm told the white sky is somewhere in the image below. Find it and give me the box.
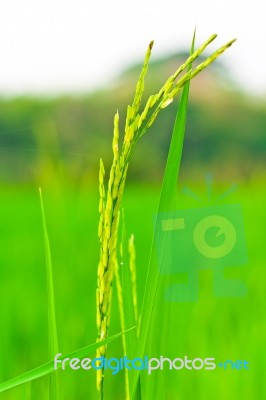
[0,0,264,96]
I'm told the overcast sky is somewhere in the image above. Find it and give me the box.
[0,0,264,96]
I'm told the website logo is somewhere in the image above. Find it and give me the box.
[155,175,248,302]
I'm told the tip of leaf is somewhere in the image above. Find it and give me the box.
[149,40,154,50]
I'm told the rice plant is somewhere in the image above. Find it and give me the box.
[96,32,236,399]
[0,31,236,400]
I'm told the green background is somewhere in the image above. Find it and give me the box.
[0,54,265,399]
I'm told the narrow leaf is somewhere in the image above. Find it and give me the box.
[39,187,60,399]
[131,31,196,399]
[0,328,135,394]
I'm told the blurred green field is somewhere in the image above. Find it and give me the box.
[0,45,265,400]
[0,177,265,399]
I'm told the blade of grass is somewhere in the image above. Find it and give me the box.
[115,210,138,399]
[122,236,139,397]
[131,31,196,399]
[128,235,138,327]
[125,236,142,398]
[115,211,130,400]
[39,187,60,399]
[0,328,135,394]
[115,261,131,400]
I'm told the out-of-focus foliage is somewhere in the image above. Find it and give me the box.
[0,53,265,185]
[0,52,265,400]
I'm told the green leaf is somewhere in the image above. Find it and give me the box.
[122,240,138,397]
[0,328,135,394]
[39,187,60,399]
[115,210,138,399]
[131,31,196,399]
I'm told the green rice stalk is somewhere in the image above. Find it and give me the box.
[115,230,138,400]
[128,235,138,326]
[115,247,130,399]
[114,209,130,399]
[96,34,236,398]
